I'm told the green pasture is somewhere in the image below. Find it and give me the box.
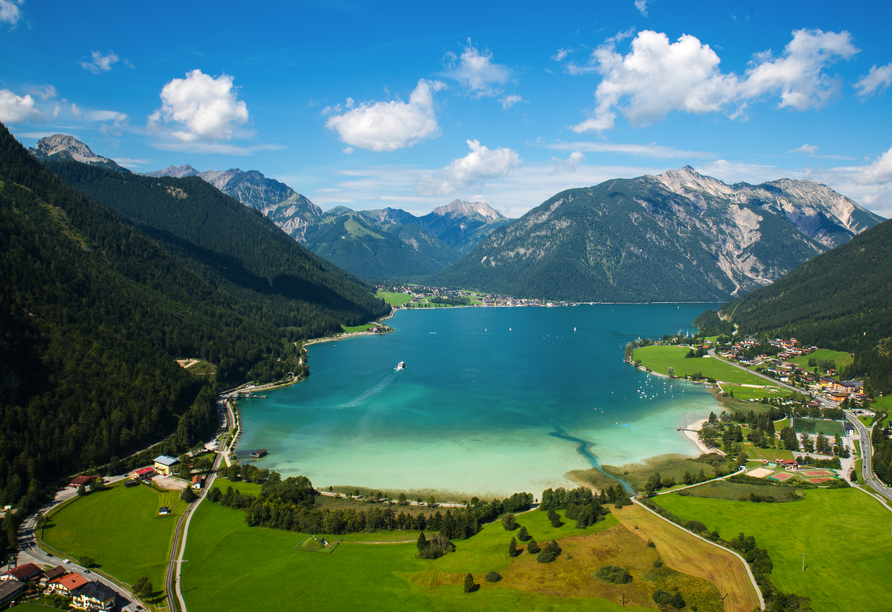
[632,345,776,387]
[676,479,804,503]
[342,322,376,333]
[654,488,892,612]
[181,501,645,612]
[40,483,184,609]
[212,477,262,495]
[787,349,853,370]
[377,291,414,307]
[792,417,846,437]
[718,384,788,402]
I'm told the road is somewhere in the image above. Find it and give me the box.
[707,349,892,501]
[15,482,148,611]
[845,410,892,502]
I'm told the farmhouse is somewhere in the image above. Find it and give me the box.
[153,455,180,475]
[159,506,170,515]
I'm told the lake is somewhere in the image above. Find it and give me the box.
[236,303,722,499]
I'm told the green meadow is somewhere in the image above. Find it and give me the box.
[180,500,658,612]
[653,487,892,612]
[632,345,776,387]
[787,349,853,370]
[40,483,185,609]
[376,291,415,307]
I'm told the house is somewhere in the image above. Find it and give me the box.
[0,579,24,607]
[153,455,180,476]
[47,573,91,597]
[2,562,43,583]
[72,582,116,611]
[159,506,170,515]
[129,467,155,480]
[69,475,97,489]
[776,459,799,470]
[40,565,68,586]
[191,474,205,490]
[252,449,268,458]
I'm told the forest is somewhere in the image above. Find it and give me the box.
[0,123,386,516]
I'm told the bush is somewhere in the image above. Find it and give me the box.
[684,520,707,532]
[463,573,475,593]
[180,487,197,503]
[501,513,517,530]
[517,525,531,541]
[595,565,632,584]
[527,539,540,554]
[653,589,686,609]
[485,571,502,583]
[536,551,557,563]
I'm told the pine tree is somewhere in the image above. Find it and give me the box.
[517,525,530,541]
[508,537,518,557]
[416,531,427,551]
[463,573,475,593]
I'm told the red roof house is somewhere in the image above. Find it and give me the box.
[2,563,42,583]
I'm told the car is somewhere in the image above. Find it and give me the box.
[63,559,70,563]
[46,553,53,557]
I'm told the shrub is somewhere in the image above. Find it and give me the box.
[536,551,557,563]
[463,573,475,593]
[485,571,502,583]
[517,525,531,541]
[652,589,686,609]
[595,565,632,584]
[527,538,540,554]
[501,513,517,530]
[684,520,707,532]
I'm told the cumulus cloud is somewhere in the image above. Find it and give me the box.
[0,0,23,27]
[325,79,445,152]
[416,139,521,195]
[442,39,510,97]
[634,0,649,17]
[790,144,818,155]
[570,28,859,133]
[27,85,57,100]
[855,64,892,98]
[81,51,119,74]
[147,69,249,143]
[856,147,892,184]
[0,90,44,123]
[499,94,524,109]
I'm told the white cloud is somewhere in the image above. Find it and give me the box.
[570,28,859,133]
[741,29,859,110]
[0,0,23,27]
[544,140,714,160]
[855,64,892,98]
[325,79,445,152]
[27,85,57,100]
[148,69,249,143]
[416,139,521,196]
[442,39,510,97]
[81,51,119,74]
[551,151,585,174]
[0,89,43,123]
[635,0,649,17]
[790,144,818,155]
[552,48,570,62]
[855,147,892,184]
[343,147,354,154]
[499,94,524,109]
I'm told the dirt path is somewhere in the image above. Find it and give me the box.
[612,502,763,612]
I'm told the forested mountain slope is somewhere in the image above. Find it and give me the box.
[0,123,386,509]
[716,217,892,392]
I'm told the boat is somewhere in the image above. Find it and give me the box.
[396,361,406,371]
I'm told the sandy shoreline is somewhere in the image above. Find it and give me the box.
[683,418,712,454]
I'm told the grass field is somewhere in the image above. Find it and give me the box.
[377,291,414,307]
[632,345,777,387]
[611,503,758,612]
[792,417,846,436]
[342,322,377,333]
[787,349,853,370]
[40,483,184,609]
[602,454,720,493]
[675,480,804,503]
[181,501,661,611]
[654,487,892,611]
[718,384,788,402]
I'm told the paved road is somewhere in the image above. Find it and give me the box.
[15,483,148,611]
[845,410,892,502]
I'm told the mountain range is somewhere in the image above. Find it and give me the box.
[27,134,885,301]
[435,166,883,302]
[144,162,511,278]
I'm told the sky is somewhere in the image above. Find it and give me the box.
[2,0,891,219]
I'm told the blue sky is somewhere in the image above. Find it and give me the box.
[2,0,891,218]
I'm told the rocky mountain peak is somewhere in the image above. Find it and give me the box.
[143,164,200,178]
[433,199,503,220]
[30,134,130,174]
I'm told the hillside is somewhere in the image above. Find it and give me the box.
[435,167,883,302]
[714,217,892,392]
[0,122,386,508]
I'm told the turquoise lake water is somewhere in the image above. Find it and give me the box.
[236,303,722,499]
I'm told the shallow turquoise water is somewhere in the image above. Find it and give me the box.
[237,304,721,498]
